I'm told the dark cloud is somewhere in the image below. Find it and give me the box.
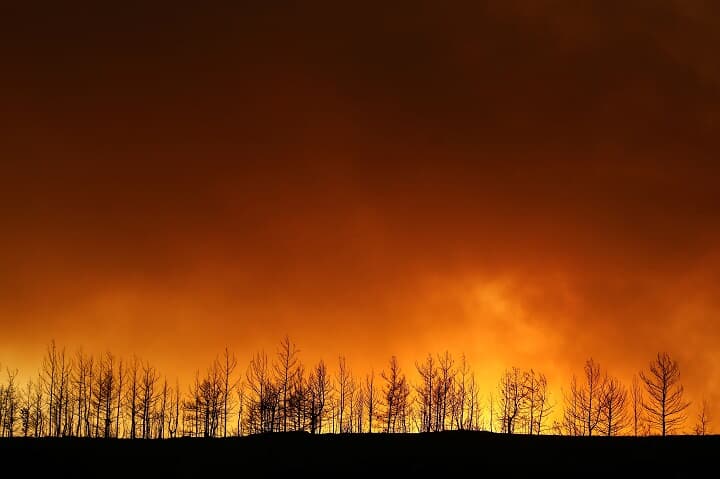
[1,1,719,417]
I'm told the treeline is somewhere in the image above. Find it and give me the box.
[0,338,711,438]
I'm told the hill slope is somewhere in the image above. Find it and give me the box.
[1,431,715,477]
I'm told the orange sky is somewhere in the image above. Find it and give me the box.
[1,1,720,426]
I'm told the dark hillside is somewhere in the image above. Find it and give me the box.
[1,432,716,477]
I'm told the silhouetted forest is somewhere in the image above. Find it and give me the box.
[0,337,711,438]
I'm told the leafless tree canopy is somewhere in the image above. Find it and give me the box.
[0,341,706,438]
[694,399,711,436]
[561,358,628,436]
[640,352,690,436]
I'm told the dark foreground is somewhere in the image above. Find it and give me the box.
[1,432,716,478]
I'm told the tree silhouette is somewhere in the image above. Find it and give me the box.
[453,355,469,430]
[380,356,408,433]
[497,367,524,434]
[524,369,551,435]
[308,360,330,434]
[352,378,364,433]
[235,381,245,436]
[694,399,710,435]
[41,341,58,437]
[336,355,352,433]
[631,374,643,436]
[274,336,299,433]
[640,352,690,436]
[221,347,238,437]
[246,350,276,433]
[365,370,376,433]
[19,378,32,437]
[564,358,606,436]
[0,338,712,439]
[466,369,482,431]
[73,350,91,437]
[168,379,181,438]
[600,376,627,436]
[115,358,124,438]
[436,351,455,431]
[415,354,436,433]
[127,357,139,439]
[288,365,307,431]
[140,361,159,438]
[0,368,19,437]
[158,377,168,438]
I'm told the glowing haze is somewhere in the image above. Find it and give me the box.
[2,1,719,419]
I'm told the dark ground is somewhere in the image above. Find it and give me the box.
[1,432,716,478]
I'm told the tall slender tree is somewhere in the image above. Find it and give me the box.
[336,356,352,433]
[497,367,524,434]
[221,347,238,437]
[600,376,627,436]
[365,370,375,433]
[694,399,710,436]
[631,374,643,436]
[415,354,436,432]
[640,352,690,436]
[274,336,299,433]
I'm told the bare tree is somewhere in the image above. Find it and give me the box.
[73,350,91,437]
[84,354,95,436]
[631,374,643,436]
[246,350,276,433]
[436,351,455,431]
[353,381,364,434]
[185,370,201,437]
[126,357,139,439]
[380,356,408,433]
[346,373,359,433]
[694,399,710,436]
[488,392,494,433]
[19,378,33,437]
[497,367,525,434]
[53,345,71,437]
[0,368,19,437]
[415,354,436,432]
[564,358,606,436]
[336,356,352,433]
[288,365,307,431]
[92,356,104,437]
[221,347,238,437]
[115,359,124,438]
[274,336,299,433]
[537,375,553,435]
[308,360,330,434]
[236,381,245,436]
[600,376,627,436]
[165,379,180,438]
[465,372,482,431]
[365,370,376,433]
[41,341,57,437]
[4,336,714,440]
[197,360,223,437]
[522,370,541,434]
[640,352,690,436]
[158,378,168,439]
[32,375,44,437]
[524,370,551,435]
[452,354,478,431]
[140,361,159,438]
[101,352,115,438]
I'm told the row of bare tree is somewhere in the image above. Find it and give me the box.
[493,367,552,434]
[555,353,708,437]
[0,339,711,438]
